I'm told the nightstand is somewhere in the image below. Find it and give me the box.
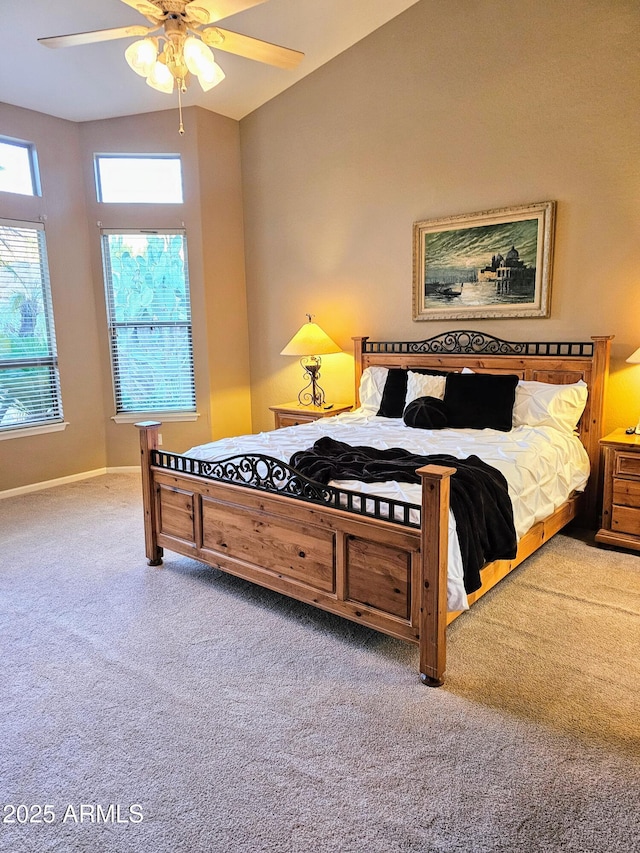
[269,401,352,429]
[595,429,640,551]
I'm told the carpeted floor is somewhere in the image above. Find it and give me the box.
[0,473,638,853]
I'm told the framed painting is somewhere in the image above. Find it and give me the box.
[412,201,556,321]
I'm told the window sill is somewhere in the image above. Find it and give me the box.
[0,421,69,441]
[111,412,200,424]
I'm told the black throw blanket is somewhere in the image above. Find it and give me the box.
[290,437,517,594]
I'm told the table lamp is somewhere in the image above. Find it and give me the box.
[280,315,341,407]
[626,346,640,433]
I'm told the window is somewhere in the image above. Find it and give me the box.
[95,155,183,204]
[0,219,63,434]
[101,230,196,415]
[0,138,40,196]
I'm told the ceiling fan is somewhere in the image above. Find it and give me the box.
[39,1,303,129]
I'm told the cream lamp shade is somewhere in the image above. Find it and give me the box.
[280,319,341,357]
[280,315,341,407]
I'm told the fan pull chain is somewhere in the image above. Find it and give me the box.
[177,82,185,135]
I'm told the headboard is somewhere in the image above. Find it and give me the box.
[352,330,613,526]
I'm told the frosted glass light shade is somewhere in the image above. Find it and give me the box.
[280,321,341,357]
[183,37,225,91]
[125,38,157,77]
[196,61,225,91]
[627,347,640,364]
[146,60,174,94]
[183,36,216,77]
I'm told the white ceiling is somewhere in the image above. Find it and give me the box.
[0,0,420,123]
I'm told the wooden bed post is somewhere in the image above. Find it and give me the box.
[351,336,369,407]
[582,335,613,527]
[417,463,456,686]
[136,421,163,567]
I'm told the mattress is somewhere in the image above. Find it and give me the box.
[185,409,590,611]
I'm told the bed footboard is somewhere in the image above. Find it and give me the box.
[137,422,454,684]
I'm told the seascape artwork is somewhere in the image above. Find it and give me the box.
[412,203,555,320]
[422,219,538,309]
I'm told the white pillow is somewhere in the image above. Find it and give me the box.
[513,379,588,432]
[405,371,447,408]
[358,366,388,410]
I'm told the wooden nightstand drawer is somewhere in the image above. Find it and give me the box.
[277,414,315,428]
[614,452,640,479]
[612,478,640,508]
[611,505,640,537]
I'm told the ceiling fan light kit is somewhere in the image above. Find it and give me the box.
[126,30,225,96]
[38,0,303,133]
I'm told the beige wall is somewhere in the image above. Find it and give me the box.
[240,0,640,434]
[195,108,252,439]
[0,103,107,490]
[0,104,251,491]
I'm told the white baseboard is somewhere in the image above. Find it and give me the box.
[0,466,139,500]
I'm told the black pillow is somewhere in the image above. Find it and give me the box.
[376,369,408,417]
[377,368,448,418]
[443,373,519,431]
[403,396,449,430]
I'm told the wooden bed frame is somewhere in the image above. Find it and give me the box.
[137,331,611,685]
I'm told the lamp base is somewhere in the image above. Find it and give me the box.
[298,357,326,407]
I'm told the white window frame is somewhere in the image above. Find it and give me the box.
[94,154,184,204]
[100,228,198,420]
[0,137,41,197]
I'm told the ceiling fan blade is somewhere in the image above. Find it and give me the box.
[202,27,303,69]
[119,0,165,22]
[38,25,154,49]
[185,0,268,26]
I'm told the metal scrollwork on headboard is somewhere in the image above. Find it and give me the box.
[363,330,594,357]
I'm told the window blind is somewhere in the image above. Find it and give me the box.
[101,230,196,414]
[0,219,63,432]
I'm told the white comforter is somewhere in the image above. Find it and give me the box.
[185,409,590,611]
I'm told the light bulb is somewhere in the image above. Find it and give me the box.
[146,60,174,94]
[125,38,157,77]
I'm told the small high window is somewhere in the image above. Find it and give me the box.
[0,138,40,196]
[95,155,184,204]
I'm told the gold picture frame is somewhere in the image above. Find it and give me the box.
[412,201,556,321]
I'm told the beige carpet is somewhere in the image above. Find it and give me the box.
[0,473,638,852]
